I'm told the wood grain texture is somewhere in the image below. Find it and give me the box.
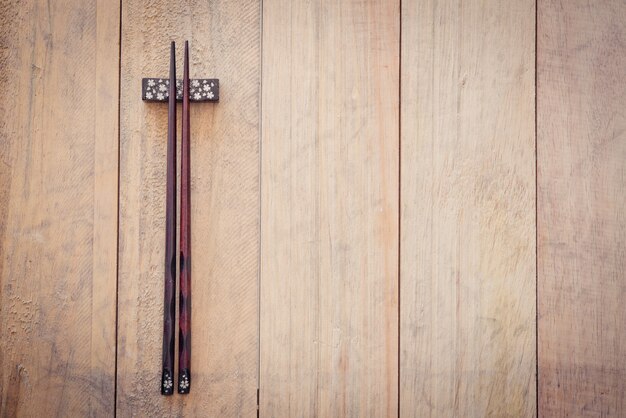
[538,0,626,415]
[0,0,119,415]
[399,1,536,416]
[259,0,399,416]
[117,0,260,415]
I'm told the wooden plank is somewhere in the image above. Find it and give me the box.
[537,0,626,415]
[0,0,119,416]
[399,1,536,416]
[116,1,260,415]
[259,0,399,416]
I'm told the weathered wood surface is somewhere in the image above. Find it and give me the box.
[259,0,400,416]
[0,0,119,416]
[538,0,626,415]
[117,0,260,415]
[4,1,626,416]
[400,1,536,416]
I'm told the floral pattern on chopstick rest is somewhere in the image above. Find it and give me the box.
[142,78,219,102]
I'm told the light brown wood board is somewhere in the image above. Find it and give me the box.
[400,0,537,416]
[538,0,626,415]
[259,0,400,415]
[4,1,626,416]
[116,0,260,415]
[0,0,119,416]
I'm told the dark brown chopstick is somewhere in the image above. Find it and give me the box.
[161,41,177,396]
[178,40,192,394]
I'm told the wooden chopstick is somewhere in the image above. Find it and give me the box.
[161,40,177,396]
[178,40,192,394]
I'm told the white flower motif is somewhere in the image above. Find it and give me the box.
[159,84,167,92]
[179,373,190,390]
[203,85,210,91]
[148,79,155,87]
[158,79,163,83]
[162,370,173,391]
[194,92,201,100]
[192,80,200,87]
[146,92,153,99]
[157,93,164,100]
[207,92,214,99]
[211,82,215,87]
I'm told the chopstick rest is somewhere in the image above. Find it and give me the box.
[142,78,219,102]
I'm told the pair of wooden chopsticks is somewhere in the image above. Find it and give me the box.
[162,40,192,396]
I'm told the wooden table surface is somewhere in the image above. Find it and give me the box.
[0,1,624,417]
